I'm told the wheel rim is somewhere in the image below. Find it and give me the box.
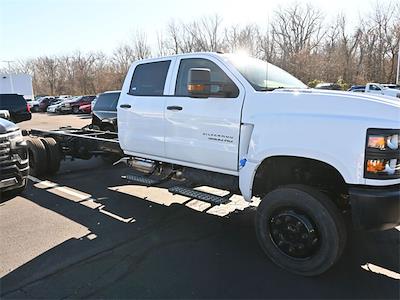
[269,208,320,259]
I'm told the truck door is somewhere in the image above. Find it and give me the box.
[164,57,245,173]
[367,84,384,95]
[118,59,173,157]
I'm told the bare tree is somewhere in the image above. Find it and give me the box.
[9,0,400,95]
[132,31,151,60]
[34,56,59,95]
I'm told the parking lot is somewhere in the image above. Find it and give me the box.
[0,113,399,299]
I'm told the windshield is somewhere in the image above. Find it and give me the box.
[225,54,307,91]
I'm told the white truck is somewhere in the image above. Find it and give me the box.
[365,82,400,98]
[25,52,400,276]
[0,73,34,100]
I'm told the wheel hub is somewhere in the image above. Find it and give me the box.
[269,209,319,259]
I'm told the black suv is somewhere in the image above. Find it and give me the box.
[0,94,32,123]
[0,118,29,197]
[92,91,120,132]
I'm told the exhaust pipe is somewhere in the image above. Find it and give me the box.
[128,158,156,174]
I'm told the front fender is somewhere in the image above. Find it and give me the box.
[238,150,360,202]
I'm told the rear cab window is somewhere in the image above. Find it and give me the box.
[94,92,121,111]
[0,94,27,109]
[129,60,171,96]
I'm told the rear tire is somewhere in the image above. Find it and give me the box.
[26,137,48,177]
[72,106,79,114]
[40,137,61,175]
[255,184,346,276]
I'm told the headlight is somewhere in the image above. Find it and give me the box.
[7,130,22,141]
[6,130,23,148]
[367,133,398,150]
[365,129,400,179]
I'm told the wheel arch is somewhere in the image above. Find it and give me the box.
[240,155,350,208]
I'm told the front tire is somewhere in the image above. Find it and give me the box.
[255,185,346,276]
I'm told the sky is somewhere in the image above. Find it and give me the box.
[0,0,381,67]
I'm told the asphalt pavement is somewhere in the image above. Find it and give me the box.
[0,113,399,299]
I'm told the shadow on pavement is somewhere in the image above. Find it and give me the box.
[0,159,399,299]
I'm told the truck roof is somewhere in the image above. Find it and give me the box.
[134,52,223,64]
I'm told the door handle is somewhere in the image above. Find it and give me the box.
[120,104,131,109]
[167,106,183,111]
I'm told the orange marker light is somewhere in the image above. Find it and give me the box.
[188,84,205,92]
[367,160,386,173]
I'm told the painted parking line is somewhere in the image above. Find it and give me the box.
[28,175,135,223]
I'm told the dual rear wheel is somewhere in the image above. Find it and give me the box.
[26,137,61,177]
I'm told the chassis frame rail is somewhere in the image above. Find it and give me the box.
[27,127,122,159]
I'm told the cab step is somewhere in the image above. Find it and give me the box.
[168,186,230,205]
[122,174,160,186]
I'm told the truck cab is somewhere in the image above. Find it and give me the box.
[365,82,400,98]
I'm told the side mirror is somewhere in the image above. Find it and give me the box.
[188,68,211,98]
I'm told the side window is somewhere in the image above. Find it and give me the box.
[129,60,171,96]
[110,93,121,110]
[17,95,26,107]
[175,58,239,98]
[95,93,120,111]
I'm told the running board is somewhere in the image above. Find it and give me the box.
[168,186,230,205]
[122,174,160,186]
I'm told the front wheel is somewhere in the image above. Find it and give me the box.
[255,185,346,276]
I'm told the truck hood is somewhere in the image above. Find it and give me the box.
[0,118,18,134]
[258,89,400,126]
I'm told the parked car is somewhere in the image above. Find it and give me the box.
[38,96,56,112]
[26,98,41,112]
[364,83,400,98]
[47,100,64,113]
[0,94,31,123]
[349,82,400,98]
[57,95,72,100]
[0,118,29,198]
[347,85,366,92]
[382,83,400,90]
[59,95,95,114]
[92,91,120,132]
[79,103,92,114]
[315,83,342,90]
